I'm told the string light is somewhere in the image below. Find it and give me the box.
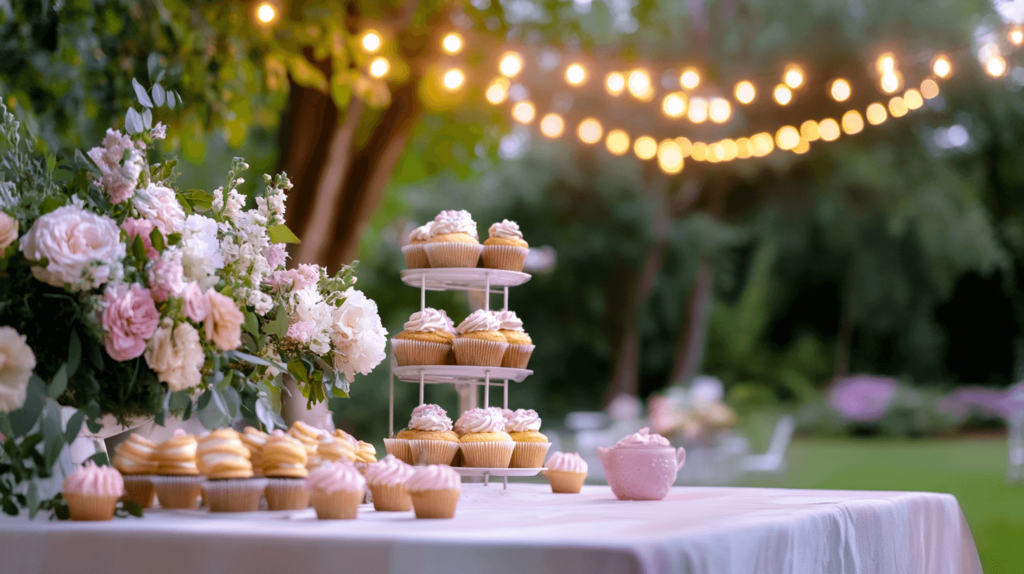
[876,52,896,74]
[688,97,708,123]
[888,96,908,117]
[793,138,810,155]
[485,79,509,104]
[1011,27,1024,46]
[880,72,901,94]
[511,101,535,124]
[680,68,701,90]
[920,79,940,99]
[606,130,630,155]
[256,2,276,23]
[709,98,732,123]
[628,70,653,98]
[774,84,793,105]
[750,133,774,157]
[566,64,587,86]
[800,120,820,142]
[734,81,756,104]
[606,72,626,96]
[721,139,739,161]
[369,57,390,78]
[819,118,841,141]
[499,52,523,77]
[634,136,658,160]
[442,69,465,90]
[707,142,725,163]
[932,55,952,79]
[539,113,565,138]
[985,56,1007,77]
[442,33,464,54]
[657,140,685,174]
[675,137,692,158]
[776,126,800,150]
[361,31,382,53]
[578,118,603,144]
[841,110,864,135]
[784,65,805,89]
[904,89,923,110]
[735,137,752,159]
[866,103,887,125]
[830,79,851,102]
[690,141,708,161]
[662,93,688,118]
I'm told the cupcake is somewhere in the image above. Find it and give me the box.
[394,404,459,465]
[456,408,514,468]
[482,219,529,272]
[112,433,157,508]
[424,210,482,268]
[406,465,461,519]
[353,441,377,474]
[288,421,326,470]
[365,454,415,512]
[318,432,358,465]
[494,310,534,369]
[402,223,434,269]
[262,431,310,510]
[505,409,551,468]
[543,452,588,494]
[392,308,454,366]
[198,429,266,512]
[452,310,508,367]
[306,461,366,520]
[240,426,268,477]
[152,429,203,509]
[63,462,124,521]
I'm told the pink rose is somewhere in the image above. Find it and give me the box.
[122,218,160,259]
[181,282,210,323]
[204,291,243,350]
[0,212,18,252]
[286,321,315,343]
[292,264,320,290]
[264,244,287,270]
[101,283,160,361]
[147,251,184,302]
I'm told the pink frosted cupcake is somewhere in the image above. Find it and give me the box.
[306,461,366,520]
[63,462,124,521]
[406,465,461,519]
[393,404,460,466]
[482,219,529,272]
[365,455,415,511]
[456,407,514,468]
[494,310,534,369]
[424,210,482,268]
[402,223,434,269]
[392,308,454,367]
[453,310,507,367]
[543,452,588,494]
[506,409,551,468]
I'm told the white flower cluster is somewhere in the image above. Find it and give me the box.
[180,214,224,289]
[287,286,334,355]
[329,288,388,382]
[215,185,276,316]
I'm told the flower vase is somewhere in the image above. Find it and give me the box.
[281,375,334,430]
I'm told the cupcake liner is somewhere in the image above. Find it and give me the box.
[424,242,483,268]
[450,449,465,468]
[545,470,586,494]
[510,442,551,469]
[264,478,310,511]
[368,483,412,512]
[409,489,460,519]
[151,475,204,509]
[501,344,535,369]
[392,339,451,367]
[408,440,460,466]
[202,479,268,513]
[482,245,529,272]
[65,492,120,521]
[401,244,430,269]
[452,338,508,367]
[121,475,156,509]
[384,439,414,464]
[310,488,364,520]
[459,441,515,468]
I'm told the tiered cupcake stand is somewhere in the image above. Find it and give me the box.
[389,268,543,488]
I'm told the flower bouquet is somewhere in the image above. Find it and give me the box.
[0,80,386,517]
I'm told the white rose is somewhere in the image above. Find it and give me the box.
[19,203,125,291]
[0,327,36,413]
[0,211,18,252]
[133,184,185,234]
[329,288,387,382]
[144,318,204,391]
[180,214,223,289]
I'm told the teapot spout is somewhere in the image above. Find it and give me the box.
[597,446,611,465]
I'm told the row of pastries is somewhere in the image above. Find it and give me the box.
[393,308,534,368]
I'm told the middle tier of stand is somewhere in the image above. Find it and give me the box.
[393,365,533,385]
[400,268,531,294]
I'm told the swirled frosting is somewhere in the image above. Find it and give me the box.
[156,431,199,474]
[319,435,357,463]
[408,403,454,432]
[197,429,253,478]
[506,409,542,432]
[488,220,523,239]
[494,310,524,332]
[546,452,588,473]
[405,464,461,491]
[355,441,377,463]
[306,461,366,493]
[262,434,308,477]
[616,427,671,447]
[409,223,434,242]
[440,309,457,333]
[454,407,505,434]
[113,434,158,475]
[365,454,414,486]
[456,310,501,334]
[64,462,124,496]
[404,308,451,333]
[432,210,478,238]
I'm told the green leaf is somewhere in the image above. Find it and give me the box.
[167,233,182,247]
[46,154,56,174]
[168,391,191,411]
[47,364,68,399]
[123,500,143,517]
[287,360,309,383]
[149,227,165,252]
[9,376,46,437]
[67,331,81,377]
[40,196,63,215]
[265,305,290,338]
[41,402,65,468]
[132,78,154,108]
[215,370,235,392]
[19,434,43,457]
[64,410,85,445]
[287,55,328,91]
[74,149,101,176]
[267,224,301,244]
[27,482,39,519]
[197,390,212,411]
[182,398,193,421]
[132,235,147,261]
[88,452,109,466]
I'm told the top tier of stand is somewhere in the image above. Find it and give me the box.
[400,268,531,294]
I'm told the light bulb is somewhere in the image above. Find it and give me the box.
[606,72,626,96]
[888,96,908,117]
[662,93,687,118]
[690,141,707,161]
[256,2,276,23]
[866,103,887,125]
[800,120,820,142]
[687,97,708,123]
[627,70,652,98]
[735,138,752,159]
[734,81,756,104]
[566,64,587,86]
[634,136,658,160]
[709,98,731,123]
[361,31,382,53]
[369,57,389,78]
[784,65,804,89]
[876,52,896,74]
[442,69,464,90]
[511,101,535,124]
[932,55,952,79]
[986,56,1007,77]
[1011,28,1024,46]
[606,130,631,155]
[485,79,509,104]
[750,133,774,157]
[819,118,841,141]
[442,33,463,54]
[920,79,940,99]
[657,140,684,174]
[578,118,603,144]
[680,68,700,90]
[539,113,565,138]
[499,52,523,77]
[880,72,901,94]
[775,126,800,150]
[773,84,792,105]
[841,110,864,135]
[830,79,851,102]
[904,89,923,110]
[793,138,810,155]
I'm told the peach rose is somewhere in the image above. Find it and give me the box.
[204,291,243,351]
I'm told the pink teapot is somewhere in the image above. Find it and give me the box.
[598,428,686,501]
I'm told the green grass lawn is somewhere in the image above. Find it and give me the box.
[740,437,1024,573]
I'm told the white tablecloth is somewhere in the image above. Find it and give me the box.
[0,485,981,574]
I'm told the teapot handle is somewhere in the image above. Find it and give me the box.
[675,447,687,470]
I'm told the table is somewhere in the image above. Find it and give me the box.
[0,485,981,574]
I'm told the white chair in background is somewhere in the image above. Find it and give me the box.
[739,415,795,474]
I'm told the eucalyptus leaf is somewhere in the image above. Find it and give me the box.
[168,391,190,411]
[47,364,67,400]
[142,107,153,130]
[166,91,176,109]
[64,410,85,445]
[67,331,81,377]
[265,306,290,338]
[132,78,154,108]
[88,452,109,466]
[152,83,166,107]
[8,376,46,437]
[125,107,144,135]
[41,402,64,468]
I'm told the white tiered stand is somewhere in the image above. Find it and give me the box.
[389,268,543,488]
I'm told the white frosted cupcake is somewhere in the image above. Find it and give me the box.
[543,452,588,494]
[392,308,454,366]
[406,465,461,519]
[64,462,124,521]
[393,404,460,466]
[306,461,366,520]
[453,310,508,367]
[456,407,514,468]
[402,223,434,269]
[365,455,415,511]
[506,409,551,468]
[424,210,482,268]
[494,310,534,369]
[482,219,529,272]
